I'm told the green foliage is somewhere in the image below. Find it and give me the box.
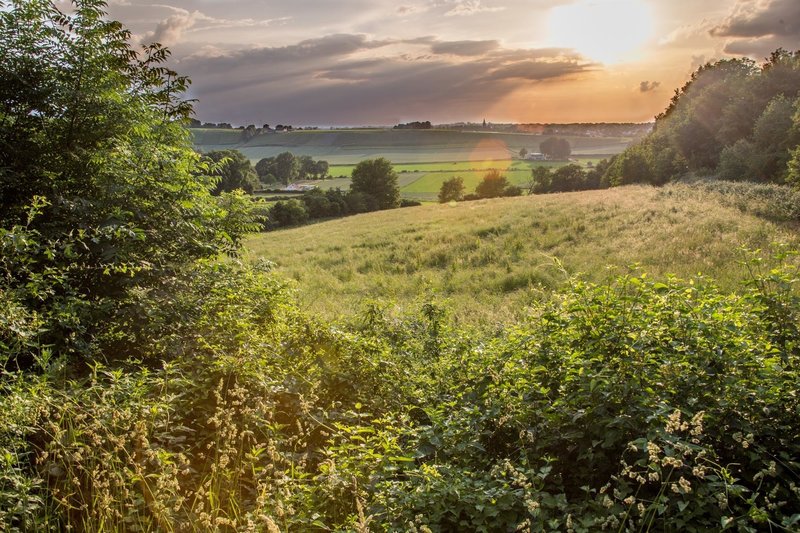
[268,199,309,228]
[606,50,800,187]
[2,4,800,532]
[204,149,260,194]
[475,170,511,198]
[351,158,400,210]
[438,176,465,203]
[255,152,329,184]
[0,0,256,367]
[4,253,800,530]
[540,137,572,159]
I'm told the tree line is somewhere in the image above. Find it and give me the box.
[604,50,800,188]
[200,150,331,194]
[262,158,421,229]
[515,50,800,194]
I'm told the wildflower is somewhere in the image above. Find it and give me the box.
[265,516,280,533]
[690,411,704,436]
[647,442,660,463]
[526,499,540,513]
[678,477,692,493]
[666,410,682,433]
[623,496,635,506]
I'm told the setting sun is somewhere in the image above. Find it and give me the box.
[548,0,654,64]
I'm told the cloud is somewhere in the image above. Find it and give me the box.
[488,60,588,81]
[690,54,707,71]
[175,33,593,125]
[143,5,291,46]
[396,4,428,15]
[639,81,660,92]
[444,0,505,17]
[711,0,800,38]
[430,40,500,56]
[710,0,800,56]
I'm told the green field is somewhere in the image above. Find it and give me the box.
[246,183,800,324]
[190,128,632,165]
[306,159,602,199]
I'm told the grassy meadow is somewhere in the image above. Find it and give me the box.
[246,182,800,324]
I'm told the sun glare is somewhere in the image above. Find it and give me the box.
[548,0,654,64]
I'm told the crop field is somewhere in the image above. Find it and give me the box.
[190,128,632,164]
[245,183,800,325]
[304,158,603,199]
[326,157,601,177]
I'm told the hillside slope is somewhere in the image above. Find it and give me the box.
[246,183,799,324]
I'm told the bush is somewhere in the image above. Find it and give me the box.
[3,252,800,530]
[0,0,257,367]
[268,199,309,228]
[400,199,422,207]
[475,170,510,198]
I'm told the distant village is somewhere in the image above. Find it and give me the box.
[189,118,653,140]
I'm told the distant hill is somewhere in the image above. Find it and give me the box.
[189,127,634,165]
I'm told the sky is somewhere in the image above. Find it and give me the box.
[99,0,800,126]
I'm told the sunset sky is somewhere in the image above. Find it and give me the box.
[100,0,800,126]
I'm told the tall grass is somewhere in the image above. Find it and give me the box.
[245,183,800,325]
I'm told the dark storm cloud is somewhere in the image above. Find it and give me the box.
[177,34,593,125]
[710,0,800,56]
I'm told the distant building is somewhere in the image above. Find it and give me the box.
[527,152,546,161]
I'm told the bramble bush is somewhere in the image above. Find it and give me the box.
[2,252,800,531]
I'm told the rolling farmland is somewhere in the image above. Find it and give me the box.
[190,127,634,165]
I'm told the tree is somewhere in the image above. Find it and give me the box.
[204,150,260,194]
[540,137,572,159]
[528,167,553,194]
[0,0,255,365]
[350,158,400,209]
[519,148,528,159]
[255,157,276,179]
[438,176,465,203]
[315,160,330,179]
[274,152,300,184]
[268,199,308,228]
[298,155,316,179]
[475,170,510,198]
[551,164,587,192]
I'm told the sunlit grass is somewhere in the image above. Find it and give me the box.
[245,183,800,325]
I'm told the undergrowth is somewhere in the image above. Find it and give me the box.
[2,249,799,531]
